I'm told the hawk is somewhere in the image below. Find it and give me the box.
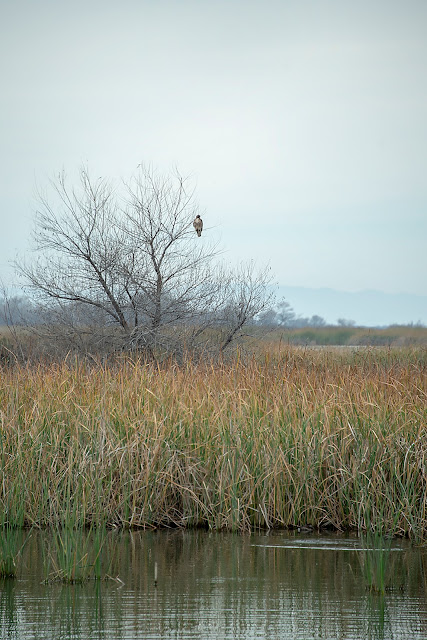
[193,215,203,237]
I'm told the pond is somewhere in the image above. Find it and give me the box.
[0,530,426,639]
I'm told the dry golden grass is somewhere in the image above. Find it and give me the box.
[0,346,426,535]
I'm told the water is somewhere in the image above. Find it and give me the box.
[1,530,426,639]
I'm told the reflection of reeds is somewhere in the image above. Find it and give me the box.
[0,348,425,534]
[364,591,389,640]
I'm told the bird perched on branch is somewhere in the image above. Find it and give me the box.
[193,215,203,237]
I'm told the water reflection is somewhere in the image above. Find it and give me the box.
[0,530,426,639]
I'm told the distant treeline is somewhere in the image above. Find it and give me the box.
[0,296,426,365]
[0,295,40,326]
[2,295,425,331]
[256,297,426,331]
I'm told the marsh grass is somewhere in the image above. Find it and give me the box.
[43,525,109,583]
[263,325,427,347]
[360,530,394,594]
[0,347,425,535]
[0,525,31,578]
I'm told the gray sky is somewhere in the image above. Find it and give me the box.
[2,0,426,303]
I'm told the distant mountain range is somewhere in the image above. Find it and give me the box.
[276,286,427,327]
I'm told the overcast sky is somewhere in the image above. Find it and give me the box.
[2,0,426,304]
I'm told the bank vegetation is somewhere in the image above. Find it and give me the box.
[0,346,425,537]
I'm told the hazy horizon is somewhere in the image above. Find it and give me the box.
[2,1,426,316]
[2,285,426,328]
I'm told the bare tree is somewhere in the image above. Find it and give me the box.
[121,167,227,355]
[217,261,273,351]
[18,169,130,326]
[16,165,273,360]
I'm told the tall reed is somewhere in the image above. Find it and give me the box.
[0,525,31,578]
[360,529,393,594]
[43,525,109,583]
[0,347,425,535]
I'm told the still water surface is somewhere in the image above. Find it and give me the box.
[1,530,426,639]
